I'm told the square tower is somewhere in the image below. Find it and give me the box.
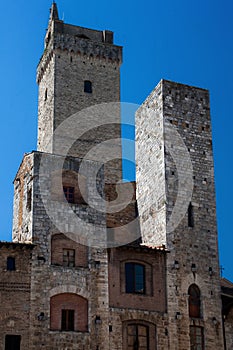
[136,79,224,349]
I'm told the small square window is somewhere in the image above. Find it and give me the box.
[84,80,92,93]
[63,249,75,267]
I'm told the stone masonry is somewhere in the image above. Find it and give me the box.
[0,3,233,350]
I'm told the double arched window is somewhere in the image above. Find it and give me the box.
[188,284,201,318]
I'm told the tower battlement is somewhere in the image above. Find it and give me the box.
[37,4,122,83]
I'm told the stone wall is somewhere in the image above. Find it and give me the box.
[136,79,224,349]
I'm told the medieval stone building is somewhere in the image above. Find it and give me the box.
[0,3,232,350]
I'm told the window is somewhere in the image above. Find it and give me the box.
[63,249,75,267]
[50,293,88,332]
[84,80,92,93]
[26,188,32,211]
[125,263,145,294]
[7,257,16,271]
[63,186,75,203]
[127,324,149,350]
[190,326,204,350]
[61,309,74,331]
[188,284,201,318]
[44,88,48,101]
[5,335,21,350]
[188,203,194,227]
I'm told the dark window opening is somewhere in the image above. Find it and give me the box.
[5,335,21,350]
[63,249,75,267]
[26,188,32,211]
[44,88,48,101]
[127,324,149,350]
[7,257,16,271]
[63,186,75,203]
[188,203,194,228]
[188,284,201,318]
[125,262,145,294]
[190,326,204,350]
[61,309,74,331]
[84,80,92,93]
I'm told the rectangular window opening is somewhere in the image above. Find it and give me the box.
[188,203,194,228]
[5,335,21,350]
[63,186,75,203]
[61,309,75,331]
[190,326,204,350]
[63,249,75,267]
[125,262,145,294]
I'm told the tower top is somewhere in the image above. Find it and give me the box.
[50,2,59,21]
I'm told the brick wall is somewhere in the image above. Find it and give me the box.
[51,233,88,267]
[108,247,166,312]
[50,293,88,332]
[0,243,34,350]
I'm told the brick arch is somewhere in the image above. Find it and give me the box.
[49,285,89,299]
[50,293,88,332]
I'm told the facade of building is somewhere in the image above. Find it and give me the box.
[0,3,232,350]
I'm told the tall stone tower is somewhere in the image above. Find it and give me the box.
[136,79,224,349]
[37,3,122,183]
[4,4,231,350]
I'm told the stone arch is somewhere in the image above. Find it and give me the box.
[49,285,89,300]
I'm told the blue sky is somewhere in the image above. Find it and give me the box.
[0,0,232,281]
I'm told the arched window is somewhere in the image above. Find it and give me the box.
[188,284,201,318]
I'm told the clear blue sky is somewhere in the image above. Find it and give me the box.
[0,0,232,281]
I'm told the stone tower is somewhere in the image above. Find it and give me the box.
[37,3,123,182]
[136,79,225,349]
[2,3,231,350]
